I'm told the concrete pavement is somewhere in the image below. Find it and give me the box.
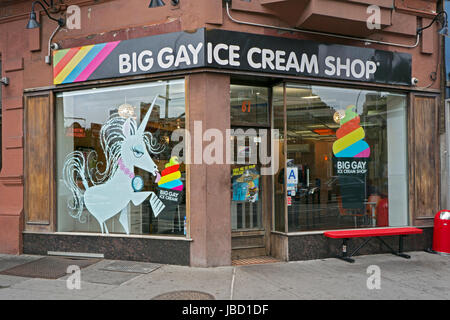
[0,251,448,300]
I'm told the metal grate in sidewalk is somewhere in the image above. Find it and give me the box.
[0,256,100,279]
[152,290,215,300]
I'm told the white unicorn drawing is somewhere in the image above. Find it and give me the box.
[62,96,166,234]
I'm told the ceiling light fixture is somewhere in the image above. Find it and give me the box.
[333,110,345,124]
[302,95,319,100]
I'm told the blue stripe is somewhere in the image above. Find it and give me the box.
[336,140,370,158]
[159,180,183,190]
[62,44,106,84]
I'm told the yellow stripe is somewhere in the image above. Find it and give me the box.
[54,45,94,84]
[158,171,181,186]
[332,127,365,155]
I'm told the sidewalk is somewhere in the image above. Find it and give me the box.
[0,251,448,300]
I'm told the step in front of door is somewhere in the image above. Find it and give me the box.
[231,246,267,260]
[231,234,265,249]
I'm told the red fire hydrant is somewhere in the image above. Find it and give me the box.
[432,210,450,255]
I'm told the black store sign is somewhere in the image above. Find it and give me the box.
[206,29,412,85]
[57,28,412,86]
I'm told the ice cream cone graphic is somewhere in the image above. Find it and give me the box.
[333,105,370,158]
[158,156,183,191]
[333,105,370,210]
[155,156,184,215]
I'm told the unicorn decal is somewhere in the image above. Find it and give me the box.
[62,96,166,234]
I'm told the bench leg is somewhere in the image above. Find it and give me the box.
[337,238,355,263]
[337,238,372,263]
[397,235,410,259]
[377,236,410,259]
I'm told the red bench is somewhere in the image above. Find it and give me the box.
[324,227,423,263]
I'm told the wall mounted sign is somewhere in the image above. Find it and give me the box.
[286,167,298,193]
[53,28,412,86]
[206,29,412,86]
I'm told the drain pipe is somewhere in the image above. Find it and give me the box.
[224,1,421,49]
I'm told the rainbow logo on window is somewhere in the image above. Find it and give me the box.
[332,105,370,158]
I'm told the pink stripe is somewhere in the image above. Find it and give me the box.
[172,185,184,191]
[74,41,120,82]
[354,148,370,158]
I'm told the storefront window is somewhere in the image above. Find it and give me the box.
[274,83,408,232]
[56,79,186,236]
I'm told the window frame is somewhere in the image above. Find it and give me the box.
[52,77,190,238]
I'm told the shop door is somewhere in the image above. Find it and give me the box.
[230,127,269,259]
[231,128,263,231]
[229,84,272,260]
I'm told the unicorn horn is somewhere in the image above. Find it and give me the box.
[137,96,159,135]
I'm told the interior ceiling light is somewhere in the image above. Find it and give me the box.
[302,95,319,100]
[333,110,345,124]
[313,129,335,136]
[118,103,136,119]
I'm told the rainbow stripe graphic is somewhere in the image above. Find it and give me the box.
[158,157,183,191]
[332,105,370,158]
[53,41,120,85]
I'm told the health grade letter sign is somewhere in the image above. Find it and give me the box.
[332,105,370,209]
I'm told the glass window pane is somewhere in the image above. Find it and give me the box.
[230,85,269,126]
[283,84,408,232]
[56,79,186,236]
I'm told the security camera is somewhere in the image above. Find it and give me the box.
[50,43,61,50]
[411,77,419,86]
[0,77,9,86]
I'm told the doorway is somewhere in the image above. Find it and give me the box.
[230,84,271,260]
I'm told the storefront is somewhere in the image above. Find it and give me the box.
[0,0,442,267]
[19,26,436,265]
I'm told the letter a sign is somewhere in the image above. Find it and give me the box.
[286,167,298,192]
